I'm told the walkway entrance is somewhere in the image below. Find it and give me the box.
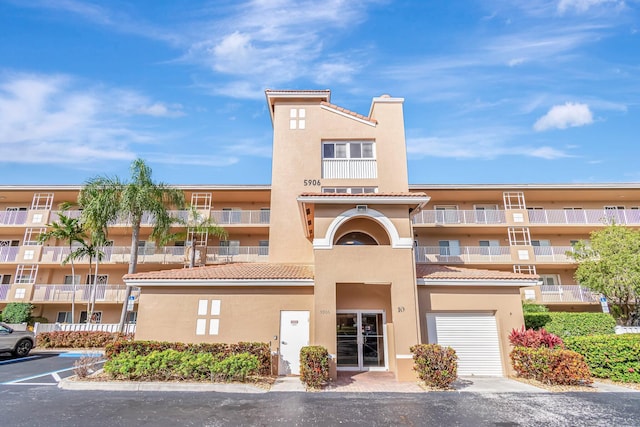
[336,310,386,371]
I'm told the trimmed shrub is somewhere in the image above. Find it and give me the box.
[214,353,260,381]
[37,331,133,348]
[410,344,457,389]
[1,302,33,323]
[104,340,271,376]
[524,313,552,330]
[565,334,640,383]
[522,303,549,313]
[510,347,593,385]
[509,326,564,349]
[299,346,330,389]
[524,312,615,337]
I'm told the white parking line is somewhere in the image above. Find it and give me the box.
[1,366,77,385]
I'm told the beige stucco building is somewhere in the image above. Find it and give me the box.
[2,89,632,380]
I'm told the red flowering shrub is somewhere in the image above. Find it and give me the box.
[509,326,564,349]
[410,344,458,389]
[510,347,592,385]
[299,346,330,389]
[36,331,132,348]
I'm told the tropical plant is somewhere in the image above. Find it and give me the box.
[1,302,34,323]
[37,212,86,322]
[67,239,105,322]
[175,205,228,268]
[81,158,185,331]
[568,224,640,325]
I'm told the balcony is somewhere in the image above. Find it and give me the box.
[540,284,599,304]
[31,284,139,303]
[415,246,512,264]
[0,246,19,263]
[412,210,506,225]
[0,210,28,225]
[322,158,377,179]
[0,284,10,301]
[532,246,576,263]
[49,209,270,227]
[39,245,269,265]
[528,209,640,225]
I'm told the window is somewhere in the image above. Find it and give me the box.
[434,206,459,223]
[56,312,73,323]
[322,187,377,194]
[564,207,585,223]
[539,274,560,287]
[138,241,155,255]
[23,250,35,260]
[289,108,305,130]
[127,311,138,324]
[220,240,240,256]
[323,141,374,159]
[222,208,242,224]
[439,240,460,256]
[260,208,270,224]
[531,240,551,247]
[1,275,12,285]
[64,275,80,285]
[14,288,26,299]
[479,240,500,255]
[474,205,498,223]
[80,311,102,324]
[258,240,269,256]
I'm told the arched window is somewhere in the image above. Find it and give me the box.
[335,232,378,246]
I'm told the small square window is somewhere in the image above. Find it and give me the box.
[15,288,26,299]
[32,213,43,224]
[209,319,220,335]
[196,318,206,335]
[23,250,35,260]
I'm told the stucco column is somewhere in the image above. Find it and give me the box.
[312,272,338,380]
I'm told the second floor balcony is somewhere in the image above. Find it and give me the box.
[31,284,139,303]
[39,245,269,265]
[0,246,19,263]
[413,210,507,225]
[539,284,599,304]
[415,245,578,265]
[0,210,28,226]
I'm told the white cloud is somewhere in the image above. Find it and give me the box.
[0,72,184,164]
[557,0,624,14]
[406,128,573,160]
[533,102,594,131]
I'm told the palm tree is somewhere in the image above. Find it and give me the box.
[66,239,105,322]
[37,212,86,323]
[177,205,228,268]
[82,158,185,331]
[78,182,120,324]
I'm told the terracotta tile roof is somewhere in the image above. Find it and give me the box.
[416,264,538,281]
[124,263,314,281]
[299,192,428,198]
[320,101,378,124]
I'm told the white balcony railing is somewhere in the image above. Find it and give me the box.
[0,210,28,225]
[31,284,139,303]
[0,246,20,262]
[50,209,270,226]
[0,284,10,301]
[40,245,268,264]
[540,285,599,303]
[413,210,507,225]
[532,246,576,263]
[528,209,640,225]
[415,246,512,264]
[322,159,377,179]
[205,246,269,263]
[34,322,136,335]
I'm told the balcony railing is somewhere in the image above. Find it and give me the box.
[0,246,19,262]
[50,209,270,226]
[322,159,377,179]
[413,210,507,225]
[0,210,28,225]
[31,284,139,303]
[532,246,576,263]
[415,246,512,264]
[40,245,269,264]
[528,209,640,225]
[0,284,10,300]
[540,284,599,303]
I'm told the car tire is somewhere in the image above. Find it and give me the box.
[12,339,32,357]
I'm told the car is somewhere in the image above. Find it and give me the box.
[0,322,35,357]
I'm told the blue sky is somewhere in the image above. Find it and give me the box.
[1,0,638,186]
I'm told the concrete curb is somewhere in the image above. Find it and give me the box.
[58,377,268,393]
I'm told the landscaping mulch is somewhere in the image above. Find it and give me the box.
[510,376,597,392]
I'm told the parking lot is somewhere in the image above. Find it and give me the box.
[0,350,103,387]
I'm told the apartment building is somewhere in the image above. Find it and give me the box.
[0,89,630,381]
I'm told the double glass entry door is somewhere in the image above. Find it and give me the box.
[336,311,386,370]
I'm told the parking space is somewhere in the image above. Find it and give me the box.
[0,351,103,387]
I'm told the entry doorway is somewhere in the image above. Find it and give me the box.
[336,310,387,371]
[279,310,310,376]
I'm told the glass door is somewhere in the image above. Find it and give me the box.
[336,311,386,370]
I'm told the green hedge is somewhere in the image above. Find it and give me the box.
[565,334,640,383]
[300,346,330,389]
[524,312,615,337]
[410,344,458,389]
[104,349,259,382]
[104,340,271,376]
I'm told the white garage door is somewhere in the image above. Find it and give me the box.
[427,313,503,377]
